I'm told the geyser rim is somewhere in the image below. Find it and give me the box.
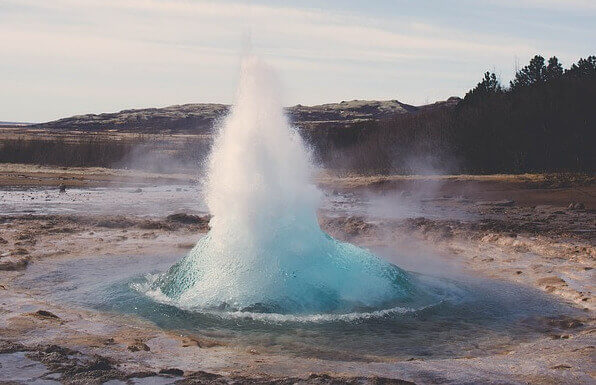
[134,287,444,324]
[129,270,459,324]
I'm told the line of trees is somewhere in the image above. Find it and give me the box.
[455,55,595,173]
[307,55,595,174]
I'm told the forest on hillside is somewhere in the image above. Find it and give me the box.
[308,55,596,174]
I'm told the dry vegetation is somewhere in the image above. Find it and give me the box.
[0,128,211,171]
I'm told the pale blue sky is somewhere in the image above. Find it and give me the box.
[1,0,594,122]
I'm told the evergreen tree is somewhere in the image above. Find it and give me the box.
[566,55,596,79]
[545,56,563,81]
[464,71,501,102]
[510,55,546,90]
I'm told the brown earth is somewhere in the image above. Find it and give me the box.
[0,165,594,384]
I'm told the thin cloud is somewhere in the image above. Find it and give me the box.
[492,0,596,11]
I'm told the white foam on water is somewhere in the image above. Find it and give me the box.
[133,273,436,323]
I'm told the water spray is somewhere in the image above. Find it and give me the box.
[151,56,419,314]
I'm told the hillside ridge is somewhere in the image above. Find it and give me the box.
[31,98,460,133]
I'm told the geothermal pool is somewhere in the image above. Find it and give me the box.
[17,252,573,361]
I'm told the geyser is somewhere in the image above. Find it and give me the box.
[153,56,418,314]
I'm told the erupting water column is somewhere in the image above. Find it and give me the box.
[154,56,416,314]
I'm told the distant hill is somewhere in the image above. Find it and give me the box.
[32,104,229,133]
[31,99,460,133]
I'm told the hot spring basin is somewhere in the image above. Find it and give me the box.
[16,251,578,361]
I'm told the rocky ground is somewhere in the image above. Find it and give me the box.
[0,165,594,384]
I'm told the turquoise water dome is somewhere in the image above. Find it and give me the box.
[152,56,420,315]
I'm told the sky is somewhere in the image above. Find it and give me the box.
[1,0,594,122]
